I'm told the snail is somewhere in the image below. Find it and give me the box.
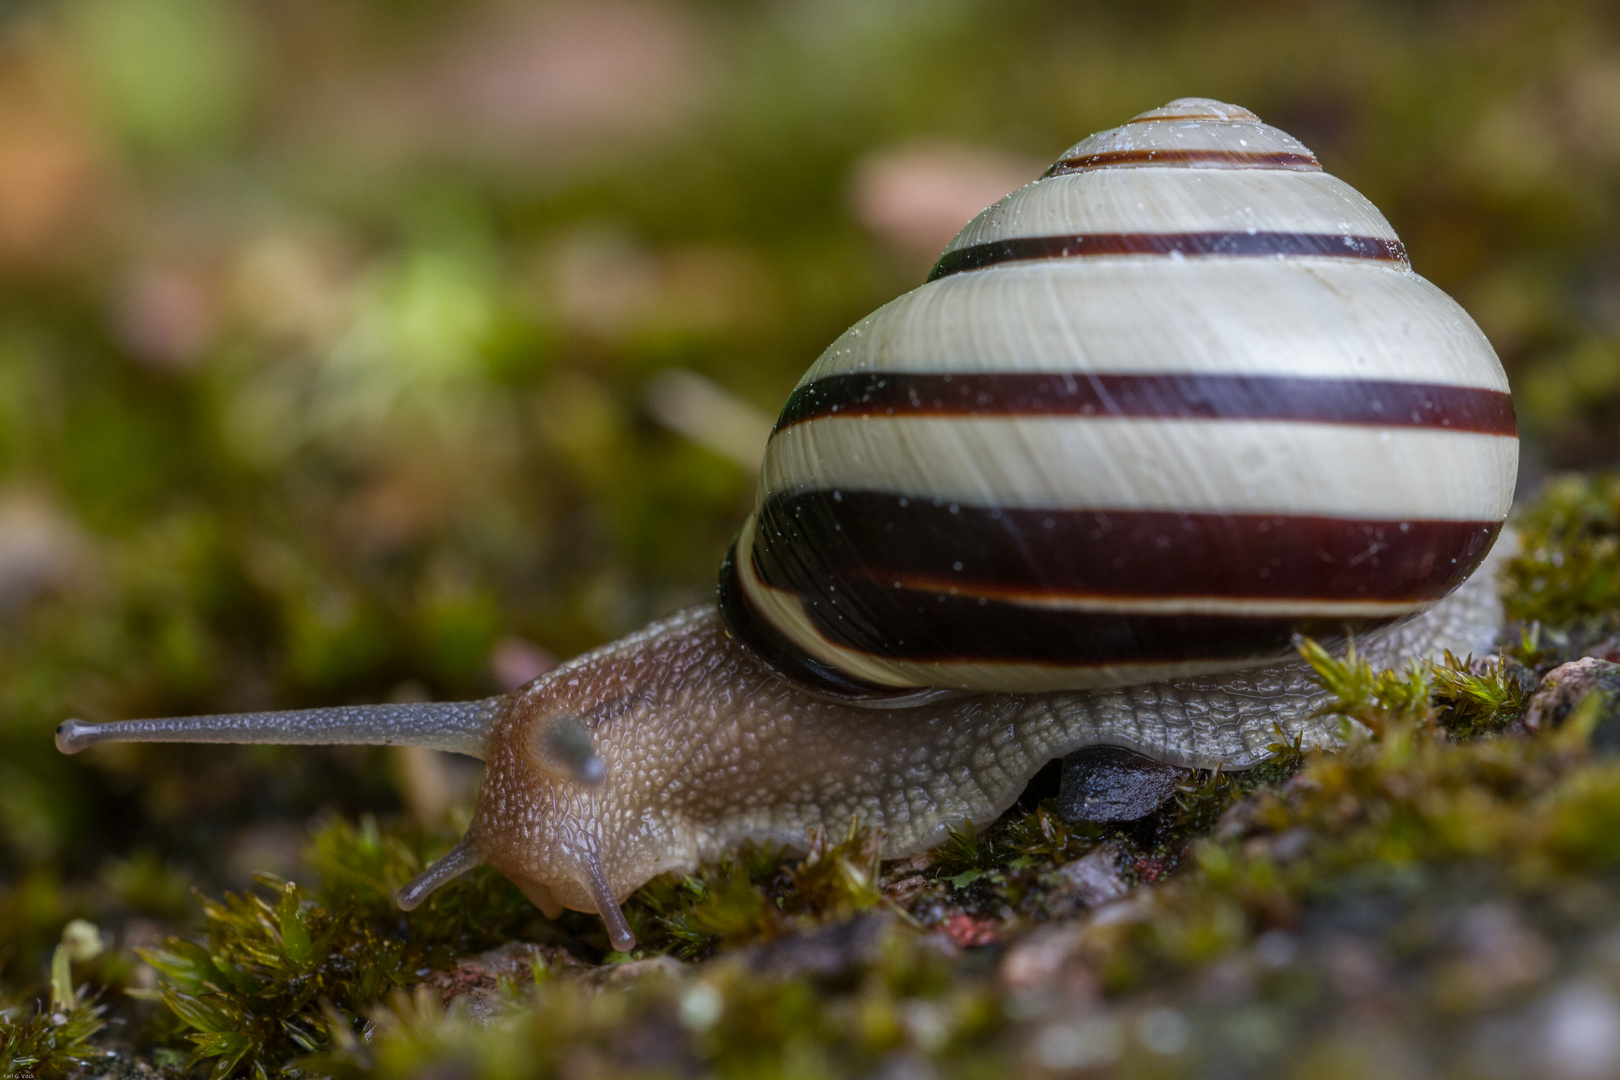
[56,99,1517,953]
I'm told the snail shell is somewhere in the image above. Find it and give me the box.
[723,97,1517,699]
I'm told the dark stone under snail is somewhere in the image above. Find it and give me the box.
[55,99,1518,953]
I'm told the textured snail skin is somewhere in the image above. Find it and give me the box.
[474,532,1506,923]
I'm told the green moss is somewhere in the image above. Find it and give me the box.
[1165,769,1249,838]
[933,819,1003,881]
[1430,650,1531,738]
[1,922,111,1080]
[627,820,887,960]
[995,801,1100,867]
[137,817,543,1078]
[1504,473,1620,632]
[0,994,109,1080]
[310,924,1007,1080]
[1298,638,1434,737]
[1079,680,1600,995]
[1298,638,1528,740]
[919,804,1109,915]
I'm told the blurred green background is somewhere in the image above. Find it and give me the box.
[2,0,1619,991]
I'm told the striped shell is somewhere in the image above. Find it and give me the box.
[720,97,1518,699]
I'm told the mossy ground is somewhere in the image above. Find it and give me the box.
[8,475,1619,1079]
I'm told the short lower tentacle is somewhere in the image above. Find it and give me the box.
[397,834,485,910]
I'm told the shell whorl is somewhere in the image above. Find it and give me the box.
[724,98,1518,699]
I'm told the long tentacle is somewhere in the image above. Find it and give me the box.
[55,698,504,760]
[396,834,484,911]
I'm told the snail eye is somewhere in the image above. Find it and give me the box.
[537,715,606,786]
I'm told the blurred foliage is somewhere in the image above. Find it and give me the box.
[1505,472,1620,631]
[310,941,1008,1080]
[1,0,1620,1073]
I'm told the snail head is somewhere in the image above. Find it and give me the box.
[467,679,650,954]
[51,660,651,952]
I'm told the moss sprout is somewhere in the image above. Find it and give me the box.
[1298,638,1529,740]
[628,820,889,960]
[996,802,1099,866]
[135,817,544,1078]
[1298,637,1434,736]
[1,921,110,1080]
[1430,650,1532,738]
[0,993,109,1080]
[933,819,1002,882]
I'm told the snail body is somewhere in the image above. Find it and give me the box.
[56,100,1517,953]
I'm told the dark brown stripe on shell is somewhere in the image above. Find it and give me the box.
[789,590,1387,668]
[774,372,1517,436]
[1044,149,1320,175]
[928,232,1407,280]
[718,542,908,699]
[751,491,1503,608]
[746,497,1502,670]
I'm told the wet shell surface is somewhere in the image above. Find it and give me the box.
[723,98,1518,698]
